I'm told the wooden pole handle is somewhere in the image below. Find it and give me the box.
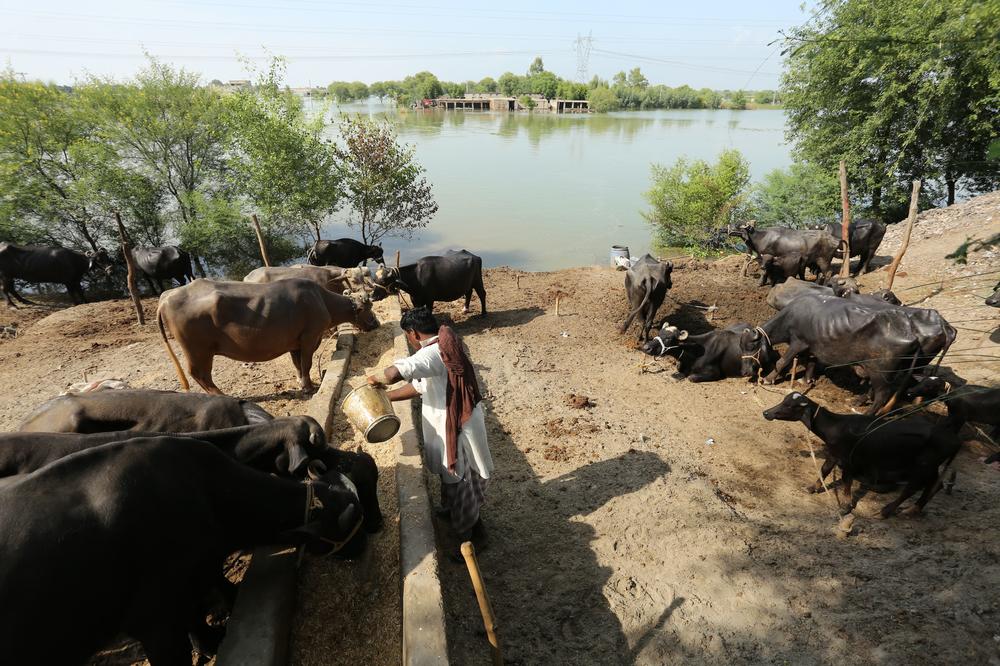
[884,180,921,291]
[251,214,271,267]
[461,541,502,665]
[115,211,145,326]
[838,160,851,278]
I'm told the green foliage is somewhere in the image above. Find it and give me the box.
[328,81,369,102]
[335,115,437,244]
[476,77,498,93]
[751,161,841,228]
[497,72,519,97]
[226,58,341,242]
[519,95,537,110]
[643,149,752,248]
[528,57,545,76]
[180,194,298,278]
[782,0,1000,214]
[586,86,619,113]
[728,90,747,110]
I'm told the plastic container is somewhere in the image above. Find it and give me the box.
[341,385,401,443]
[610,245,631,268]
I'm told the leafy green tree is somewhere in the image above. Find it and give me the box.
[335,115,437,244]
[477,77,498,93]
[643,149,752,248]
[518,95,537,110]
[627,68,649,89]
[556,81,588,100]
[729,90,747,110]
[180,193,298,277]
[226,58,341,242]
[528,57,545,76]
[497,72,519,96]
[782,0,1000,213]
[530,71,559,100]
[369,81,389,100]
[587,86,619,113]
[751,161,841,228]
[397,71,443,105]
[87,58,229,232]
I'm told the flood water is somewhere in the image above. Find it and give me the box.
[321,101,791,270]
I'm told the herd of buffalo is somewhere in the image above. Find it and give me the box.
[0,220,996,664]
[622,220,999,523]
[0,237,489,664]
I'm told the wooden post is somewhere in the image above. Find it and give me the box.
[395,250,400,268]
[251,214,271,267]
[461,542,502,666]
[115,212,145,326]
[838,160,852,278]
[884,180,921,292]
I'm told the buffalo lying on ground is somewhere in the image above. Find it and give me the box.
[746,292,955,414]
[307,238,384,268]
[157,278,379,394]
[763,391,960,517]
[19,389,273,433]
[243,264,364,294]
[129,245,194,294]
[620,254,673,341]
[372,249,487,315]
[729,224,843,284]
[0,436,366,665]
[0,242,113,307]
[822,218,887,275]
[767,278,893,311]
[642,321,775,382]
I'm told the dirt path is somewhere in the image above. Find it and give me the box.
[433,194,999,665]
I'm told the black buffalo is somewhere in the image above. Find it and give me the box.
[372,249,487,315]
[0,436,366,665]
[0,242,113,307]
[757,253,805,286]
[641,321,775,382]
[729,224,843,284]
[763,391,960,517]
[746,292,955,414]
[620,254,673,341]
[0,415,384,533]
[822,218,887,275]
[129,245,194,294]
[907,375,1000,438]
[19,389,273,433]
[307,238,384,268]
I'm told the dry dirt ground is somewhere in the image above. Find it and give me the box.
[0,193,997,666]
[0,295,399,666]
[431,194,1000,665]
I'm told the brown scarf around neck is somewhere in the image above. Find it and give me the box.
[433,325,482,473]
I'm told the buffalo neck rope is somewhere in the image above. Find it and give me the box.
[301,482,364,559]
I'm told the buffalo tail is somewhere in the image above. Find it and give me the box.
[157,306,190,391]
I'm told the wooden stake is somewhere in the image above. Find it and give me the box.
[251,214,271,267]
[884,180,921,292]
[115,211,145,326]
[395,249,400,268]
[790,357,798,386]
[838,160,852,278]
[516,274,521,290]
[461,542,502,666]
[555,295,561,316]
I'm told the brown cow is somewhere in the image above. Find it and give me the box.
[242,264,366,294]
[157,278,379,394]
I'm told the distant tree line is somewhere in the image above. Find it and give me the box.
[327,57,777,112]
[0,57,436,277]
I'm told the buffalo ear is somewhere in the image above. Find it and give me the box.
[677,330,689,340]
[286,443,310,476]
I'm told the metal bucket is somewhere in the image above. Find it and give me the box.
[610,245,630,268]
[341,385,401,444]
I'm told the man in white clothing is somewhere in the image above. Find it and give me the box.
[368,307,493,556]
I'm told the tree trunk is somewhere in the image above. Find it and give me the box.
[192,255,208,278]
[884,180,921,292]
[838,160,851,278]
[871,186,882,216]
[115,211,145,326]
[946,178,956,206]
[251,214,271,267]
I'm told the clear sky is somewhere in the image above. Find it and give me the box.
[0,0,816,89]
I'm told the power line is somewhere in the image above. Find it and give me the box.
[0,47,559,62]
[592,48,781,77]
